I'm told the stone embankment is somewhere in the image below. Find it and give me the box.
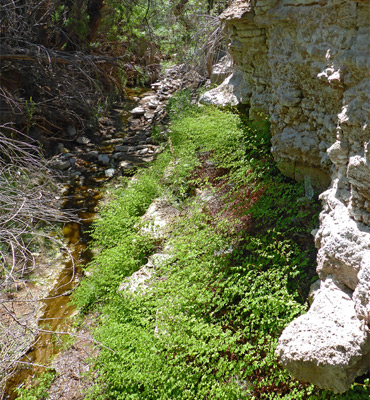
[201,0,370,393]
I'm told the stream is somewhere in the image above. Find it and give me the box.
[4,186,97,400]
[3,66,187,399]
[3,90,153,399]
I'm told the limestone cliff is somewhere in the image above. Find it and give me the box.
[202,0,370,393]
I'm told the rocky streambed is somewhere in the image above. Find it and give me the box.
[48,65,192,182]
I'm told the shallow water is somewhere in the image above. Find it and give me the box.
[3,183,99,399]
[3,89,153,399]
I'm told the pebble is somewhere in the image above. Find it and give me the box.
[98,154,110,165]
[67,125,76,136]
[61,153,73,159]
[120,161,135,170]
[76,136,91,145]
[130,106,145,115]
[85,151,99,161]
[114,145,129,152]
[70,171,81,177]
[105,168,115,178]
[101,138,124,146]
[54,160,71,170]
[112,152,127,161]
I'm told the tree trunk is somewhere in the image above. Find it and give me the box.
[87,0,104,42]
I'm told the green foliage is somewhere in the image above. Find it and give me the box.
[15,371,55,400]
[97,0,227,77]
[25,97,36,134]
[75,92,369,399]
[73,153,172,311]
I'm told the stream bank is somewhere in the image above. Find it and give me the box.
[3,65,198,400]
[62,94,331,399]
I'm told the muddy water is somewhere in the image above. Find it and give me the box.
[4,103,139,398]
[3,88,155,399]
[4,182,100,400]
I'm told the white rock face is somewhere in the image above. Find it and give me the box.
[213,0,370,392]
[140,197,179,239]
[210,54,233,84]
[277,277,370,394]
[118,253,171,294]
[199,69,250,106]
[119,198,178,295]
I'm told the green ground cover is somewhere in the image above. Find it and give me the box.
[72,91,370,399]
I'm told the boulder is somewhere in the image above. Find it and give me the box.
[210,54,233,84]
[276,277,370,393]
[199,69,250,107]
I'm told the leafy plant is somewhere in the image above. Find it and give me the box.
[25,97,36,134]
[75,92,369,399]
[15,371,55,400]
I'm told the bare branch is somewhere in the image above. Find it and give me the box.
[0,124,77,390]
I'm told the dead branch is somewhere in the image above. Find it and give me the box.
[0,124,78,391]
[0,0,122,143]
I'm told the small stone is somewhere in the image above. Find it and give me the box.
[98,154,110,165]
[57,143,66,152]
[148,100,161,109]
[119,161,135,170]
[67,125,76,136]
[85,151,99,161]
[151,82,161,89]
[105,168,115,178]
[101,138,124,146]
[112,152,123,160]
[53,160,70,170]
[130,106,145,116]
[76,136,91,145]
[138,148,149,155]
[114,145,129,152]
[70,171,81,177]
[61,153,73,159]
[144,111,155,120]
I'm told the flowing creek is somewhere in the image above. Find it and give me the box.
[3,89,154,399]
[4,186,97,400]
[4,66,188,398]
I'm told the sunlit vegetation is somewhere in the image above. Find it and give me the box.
[71,92,369,398]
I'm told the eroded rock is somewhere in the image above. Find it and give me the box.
[199,68,249,106]
[216,0,370,392]
[210,54,233,84]
[119,196,179,295]
[118,253,171,294]
[140,197,179,240]
[277,277,370,394]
